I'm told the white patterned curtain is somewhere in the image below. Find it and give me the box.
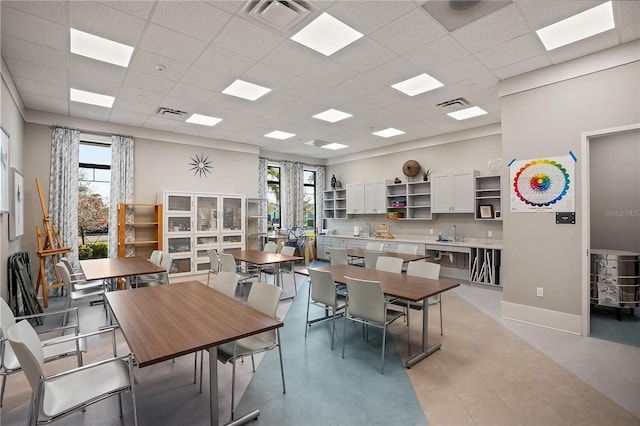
[316,165,325,230]
[48,128,80,283]
[292,162,304,227]
[108,135,135,258]
[258,157,268,229]
[279,160,304,229]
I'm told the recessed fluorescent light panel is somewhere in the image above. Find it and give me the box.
[70,28,134,67]
[447,106,488,120]
[70,88,115,108]
[373,128,405,138]
[186,113,222,126]
[222,79,271,101]
[392,73,444,96]
[321,143,348,150]
[536,1,614,51]
[265,130,296,140]
[290,12,363,56]
[312,108,352,123]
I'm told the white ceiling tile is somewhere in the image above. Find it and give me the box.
[451,4,530,53]
[158,96,203,115]
[326,1,415,34]
[68,73,121,97]
[614,1,640,27]
[260,40,325,75]
[450,72,499,97]
[195,45,257,77]
[116,86,166,107]
[308,88,354,109]
[143,116,182,132]
[206,1,244,14]
[172,123,210,137]
[139,24,208,64]
[99,1,155,20]
[69,1,147,46]
[431,55,489,85]
[365,57,423,86]
[463,87,500,107]
[2,1,66,24]
[5,58,67,86]
[493,54,552,80]
[212,16,285,60]
[1,35,67,70]
[14,77,67,99]
[403,35,471,72]
[241,62,298,90]
[548,30,619,64]
[151,1,231,42]
[333,75,386,98]
[476,34,546,70]
[123,70,179,95]
[1,7,66,50]
[620,22,640,44]
[129,50,190,82]
[279,77,327,100]
[302,59,359,88]
[332,38,396,73]
[20,91,68,115]
[68,55,128,85]
[168,83,216,104]
[370,8,447,55]
[108,109,149,127]
[181,67,234,92]
[112,97,157,115]
[513,0,603,29]
[69,102,112,121]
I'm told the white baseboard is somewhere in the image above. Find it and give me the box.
[501,301,582,335]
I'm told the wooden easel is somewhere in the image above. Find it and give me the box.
[35,177,71,308]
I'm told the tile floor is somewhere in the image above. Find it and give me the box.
[2,271,639,426]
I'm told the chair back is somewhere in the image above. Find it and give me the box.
[329,247,349,265]
[344,277,385,324]
[365,242,384,251]
[363,250,382,269]
[308,269,336,306]
[159,254,173,283]
[149,250,163,265]
[396,244,418,254]
[376,256,403,274]
[263,242,277,253]
[207,249,220,273]
[211,271,238,297]
[6,320,44,392]
[56,262,74,292]
[218,253,237,273]
[60,257,77,276]
[406,261,441,279]
[280,245,295,256]
[247,282,282,318]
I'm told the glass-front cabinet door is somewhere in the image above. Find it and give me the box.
[195,195,219,232]
[220,195,244,250]
[165,193,192,213]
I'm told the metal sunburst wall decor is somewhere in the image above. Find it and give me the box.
[189,153,213,178]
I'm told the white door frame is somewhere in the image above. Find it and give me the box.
[580,123,640,336]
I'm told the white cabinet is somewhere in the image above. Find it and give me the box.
[431,171,477,213]
[323,189,347,220]
[364,181,385,214]
[246,197,267,250]
[346,183,364,214]
[159,191,245,277]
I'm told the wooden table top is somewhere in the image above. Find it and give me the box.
[106,281,283,368]
[345,248,430,263]
[301,264,459,302]
[231,250,303,266]
[80,256,166,281]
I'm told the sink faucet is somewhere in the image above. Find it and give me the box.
[453,225,457,242]
[365,223,371,237]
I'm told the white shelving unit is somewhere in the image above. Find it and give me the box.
[246,197,267,250]
[474,175,502,220]
[385,179,432,220]
[323,189,347,220]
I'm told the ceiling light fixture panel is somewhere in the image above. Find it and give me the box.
[186,113,222,126]
[312,108,352,123]
[447,106,488,120]
[372,128,405,138]
[290,12,363,56]
[265,130,296,140]
[392,73,444,96]
[70,88,115,108]
[321,143,348,150]
[222,79,272,101]
[536,1,615,51]
[70,28,134,67]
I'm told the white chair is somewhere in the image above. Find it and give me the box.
[57,262,107,324]
[149,250,163,265]
[135,250,164,285]
[278,245,299,294]
[206,249,220,286]
[342,276,405,374]
[60,257,107,293]
[329,247,349,265]
[137,254,172,286]
[7,320,138,426]
[396,244,418,254]
[365,242,384,251]
[216,282,285,420]
[210,271,238,298]
[305,269,346,349]
[263,241,277,253]
[406,261,443,337]
[0,299,86,408]
[219,252,256,295]
[363,250,383,269]
[375,256,403,274]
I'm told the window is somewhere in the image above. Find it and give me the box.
[78,140,111,258]
[303,169,316,231]
[266,165,280,230]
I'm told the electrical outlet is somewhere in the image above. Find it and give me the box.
[429,228,433,235]
[537,287,544,297]
[488,230,493,238]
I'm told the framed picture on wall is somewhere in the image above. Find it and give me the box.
[479,205,494,219]
[10,168,24,239]
[0,126,9,213]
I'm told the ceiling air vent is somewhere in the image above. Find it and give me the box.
[245,0,312,33]
[157,107,188,120]
[435,97,470,112]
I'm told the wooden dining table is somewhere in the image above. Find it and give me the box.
[231,250,303,292]
[345,248,430,263]
[80,256,166,290]
[106,280,283,426]
[299,264,459,368]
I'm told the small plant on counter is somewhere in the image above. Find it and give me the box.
[422,167,432,181]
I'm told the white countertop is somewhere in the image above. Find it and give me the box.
[318,233,503,250]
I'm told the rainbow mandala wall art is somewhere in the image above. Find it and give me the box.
[510,155,574,212]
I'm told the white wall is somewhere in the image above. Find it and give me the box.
[500,59,640,333]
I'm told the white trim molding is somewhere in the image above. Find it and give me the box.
[501,301,582,335]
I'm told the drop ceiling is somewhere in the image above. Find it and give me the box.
[1,1,638,161]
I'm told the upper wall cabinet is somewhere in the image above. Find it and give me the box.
[346,182,385,214]
[346,183,364,214]
[431,171,477,213]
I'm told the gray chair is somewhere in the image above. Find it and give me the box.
[218,252,257,295]
[363,250,383,269]
[365,242,384,251]
[7,320,138,426]
[263,241,277,253]
[0,299,86,408]
[60,257,108,293]
[375,256,403,274]
[210,271,238,298]
[206,249,220,286]
[149,250,163,265]
[278,245,299,294]
[396,244,418,254]
[342,276,405,374]
[56,262,107,324]
[305,269,346,349]
[329,247,349,265]
[406,261,443,337]
[216,282,285,420]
